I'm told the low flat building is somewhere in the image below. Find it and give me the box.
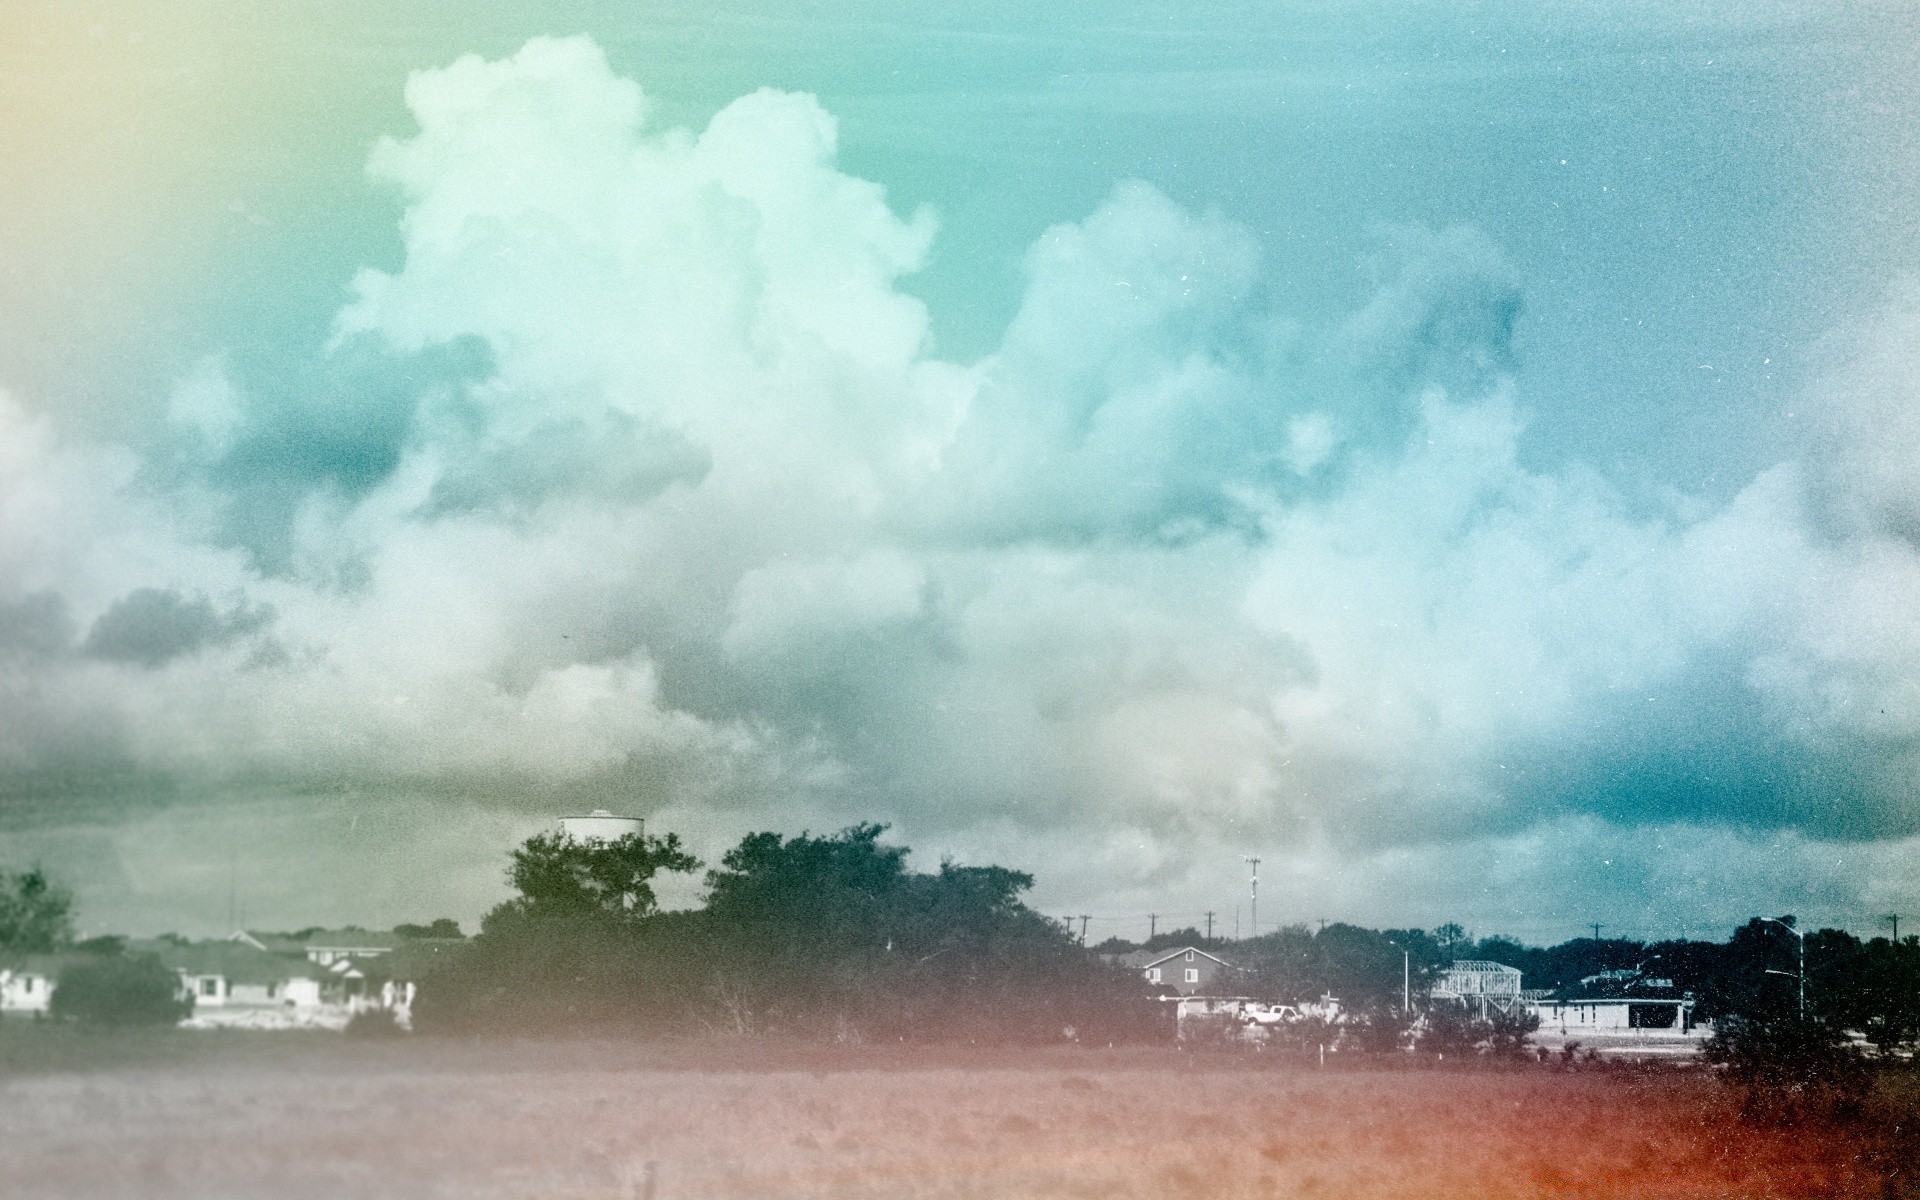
[1529,996,1699,1035]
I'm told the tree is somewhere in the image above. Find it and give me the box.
[395,918,464,940]
[701,823,1160,1041]
[50,953,192,1027]
[411,831,699,1034]
[0,866,73,963]
[503,830,700,923]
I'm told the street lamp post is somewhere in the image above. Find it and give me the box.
[1760,916,1806,1019]
[1386,939,1410,1013]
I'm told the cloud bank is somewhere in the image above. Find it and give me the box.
[1,37,1914,932]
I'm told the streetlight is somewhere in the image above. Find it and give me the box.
[1760,916,1806,1019]
[1242,856,1261,939]
[1385,938,1410,1013]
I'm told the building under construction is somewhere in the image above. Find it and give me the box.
[1430,960,1523,1016]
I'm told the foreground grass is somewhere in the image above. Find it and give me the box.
[0,1026,1898,1199]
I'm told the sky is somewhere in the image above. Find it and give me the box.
[1,1,1917,944]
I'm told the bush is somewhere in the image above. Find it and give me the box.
[1704,1016,1872,1125]
[1340,1004,1414,1057]
[50,953,192,1027]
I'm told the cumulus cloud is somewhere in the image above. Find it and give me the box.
[1,36,1915,932]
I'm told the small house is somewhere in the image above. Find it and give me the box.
[0,954,78,1015]
[136,941,325,1009]
[1123,946,1238,996]
[1529,996,1699,1035]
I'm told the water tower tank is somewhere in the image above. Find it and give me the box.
[557,809,643,843]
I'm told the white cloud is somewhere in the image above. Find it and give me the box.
[3,37,1917,933]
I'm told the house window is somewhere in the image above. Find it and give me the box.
[1185,950,1195,962]
[1185,969,1199,984]
[1147,968,1161,983]
[199,977,220,997]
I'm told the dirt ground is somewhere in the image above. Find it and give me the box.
[0,1030,1888,1199]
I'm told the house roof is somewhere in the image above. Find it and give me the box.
[1136,946,1235,971]
[2,952,97,979]
[234,931,310,956]
[301,930,399,952]
[132,940,319,984]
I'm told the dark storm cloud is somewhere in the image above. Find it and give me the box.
[0,592,74,660]
[81,588,274,669]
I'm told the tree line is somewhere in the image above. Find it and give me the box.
[411,823,1163,1042]
[5,841,1917,1054]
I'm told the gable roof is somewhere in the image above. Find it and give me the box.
[1137,946,1235,971]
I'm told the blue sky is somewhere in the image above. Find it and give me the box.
[0,2,1916,942]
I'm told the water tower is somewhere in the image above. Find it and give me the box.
[557,809,643,843]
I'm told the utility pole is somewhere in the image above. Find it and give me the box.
[1590,923,1603,942]
[1078,915,1090,944]
[1316,918,1327,934]
[1243,856,1261,940]
[1887,914,1900,943]
[1149,913,1157,941]
[1204,911,1214,941]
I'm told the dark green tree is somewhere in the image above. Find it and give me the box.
[50,953,192,1026]
[394,918,464,940]
[503,830,700,923]
[0,866,73,964]
[702,823,1160,1041]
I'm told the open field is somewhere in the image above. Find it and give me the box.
[0,1029,1895,1199]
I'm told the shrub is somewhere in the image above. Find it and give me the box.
[1485,1005,1541,1060]
[50,953,192,1027]
[1704,1015,1872,1125]
[1340,1004,1414,1057]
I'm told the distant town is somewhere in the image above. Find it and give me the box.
[4,813,1916,1061]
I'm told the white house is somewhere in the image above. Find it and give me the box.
[1528,996,1700,1036]
[138,941,327,1009]
[0,954,71,1014]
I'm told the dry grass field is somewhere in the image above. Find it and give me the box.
[0,1030,1891,1199]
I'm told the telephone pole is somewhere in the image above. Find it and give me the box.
[1078,915,1090,943]
[1149,913,1157,941]
[1243,856,1261,940]
[1887,914,1900,943]
[1590,923,1603,941]
[1204,911,1214,941]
